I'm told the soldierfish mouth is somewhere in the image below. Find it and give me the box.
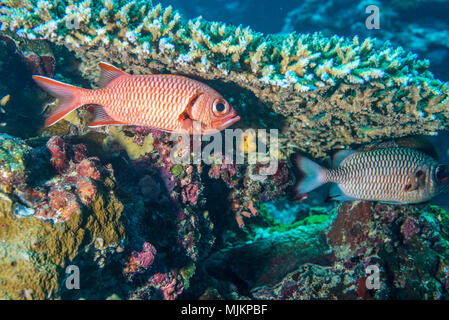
[216,115,241,131]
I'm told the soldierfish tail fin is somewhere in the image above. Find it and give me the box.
[291,154,327,200]
[32,75,86,127]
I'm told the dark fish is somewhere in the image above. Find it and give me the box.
[292,139,449,204]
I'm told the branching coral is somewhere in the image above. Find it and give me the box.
[1,0,449,156]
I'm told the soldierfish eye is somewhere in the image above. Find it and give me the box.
[436,165,449,184]
[216,103,225,112]
[212,100,229,116]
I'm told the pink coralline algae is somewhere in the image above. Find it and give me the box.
[149,270,184,300]
[208,154,238,186]
[46,136,69,173]
[72,144,89,163]
[76,158,101,181]
[68,176,97,205]
[181,182,199,204]
[131,126,154,145]
[400,216,420,243]
[123,242,157,279]
[14,136,107,222]
[37,187,80,221]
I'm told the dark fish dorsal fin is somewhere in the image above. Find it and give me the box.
[393,136,439,160]
[364,136,438,159]
[332,149,356,167]
[98,62,129,88]
[363,140,397,151]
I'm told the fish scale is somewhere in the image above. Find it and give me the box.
[323,148,438,203]
[88,75,202,129]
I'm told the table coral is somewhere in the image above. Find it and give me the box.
[1,1,449,156]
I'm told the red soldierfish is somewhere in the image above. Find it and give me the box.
[292,139,449,204]
[32,62,240,134]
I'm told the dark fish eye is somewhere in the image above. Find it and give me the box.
[436,165,449,184]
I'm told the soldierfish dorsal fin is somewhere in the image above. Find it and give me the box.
[363,136,439,160]
[98,62,129,88]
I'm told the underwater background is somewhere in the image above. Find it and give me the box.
[0,0,449,300]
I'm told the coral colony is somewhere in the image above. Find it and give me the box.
[0,0,449,301]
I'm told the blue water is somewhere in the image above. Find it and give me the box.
[160,0,449,81]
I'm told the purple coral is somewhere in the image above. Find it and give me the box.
[149,270,184,300]
[123,242,157,279]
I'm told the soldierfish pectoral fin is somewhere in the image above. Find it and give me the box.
[98,62,130,88]
[178,112,194,133]
[32,75,84,127]
[177,93,201,133]
[328,184,353,201]
[88,105,126,127]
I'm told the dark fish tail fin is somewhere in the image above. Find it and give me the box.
[292,154,327,200]
[32,75,87,127]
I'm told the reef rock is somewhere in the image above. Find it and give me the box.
[0,135,126,299]
[248,202,449,299]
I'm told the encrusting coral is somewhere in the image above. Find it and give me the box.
[0,134,127,299]
[1,0,449,156]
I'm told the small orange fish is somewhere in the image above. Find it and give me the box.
[32,62,240,134]
[0,94,10,106]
